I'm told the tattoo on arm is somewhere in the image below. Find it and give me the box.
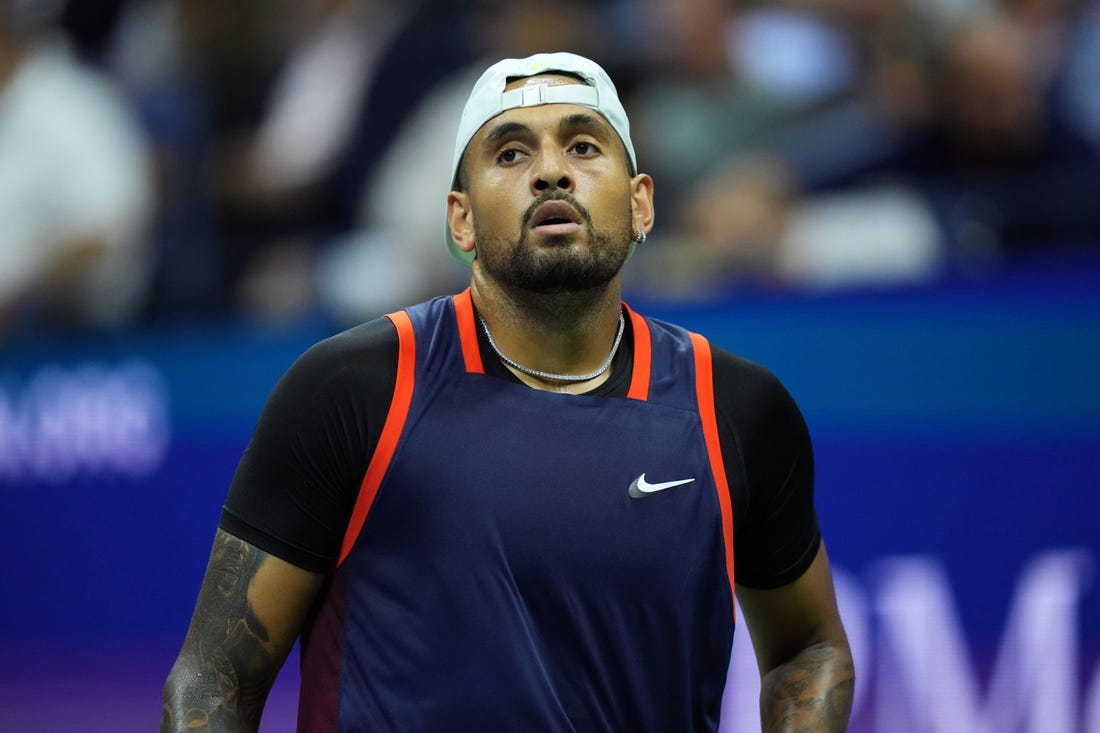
[161,532,281,733]
[760,641,855,733]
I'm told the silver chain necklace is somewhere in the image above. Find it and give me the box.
[477,311,625,383]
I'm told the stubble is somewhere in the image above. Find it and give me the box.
[473,191,634,295]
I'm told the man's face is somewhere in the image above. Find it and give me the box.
[454,74,643,294]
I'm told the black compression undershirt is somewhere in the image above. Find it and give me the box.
[220,309,820,590]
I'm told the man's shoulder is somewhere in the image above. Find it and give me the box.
[708,343,782,389]
[311,316,400,359]
[704,342,806,432]
[280,316,400,398]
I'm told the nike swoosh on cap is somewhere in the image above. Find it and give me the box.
[628,473,696,499]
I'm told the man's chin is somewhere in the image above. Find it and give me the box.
[511,254,625,294]
[477,226,631,293]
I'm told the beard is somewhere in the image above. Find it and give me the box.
[473,192,634,295]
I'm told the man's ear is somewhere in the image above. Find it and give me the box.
[630,173,655,238]
[447,192,476,255]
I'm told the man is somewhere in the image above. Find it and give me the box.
[162,52,854,732]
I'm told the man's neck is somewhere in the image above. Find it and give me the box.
[469,272,625,394]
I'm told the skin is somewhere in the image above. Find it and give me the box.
[739,545,855,732]
[162,72,853,732]
[161,530,322,732]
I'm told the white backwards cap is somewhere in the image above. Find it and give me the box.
[446,52,637,265]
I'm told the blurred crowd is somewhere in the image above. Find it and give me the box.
[1,0,1098,339]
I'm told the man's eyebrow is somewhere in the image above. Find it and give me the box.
[483,121,533,148]
[559,112,613,137]
[482,112,613,149]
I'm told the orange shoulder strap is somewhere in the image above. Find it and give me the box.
[690,332,736,617]
[338,309,417,566]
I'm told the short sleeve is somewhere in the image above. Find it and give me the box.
[219,317,399,572]
[711,348,821,589]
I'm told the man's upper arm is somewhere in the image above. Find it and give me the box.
[736,542,848,675]
[161,529,323,732]
[708,346,846,666]
[221,317,399,571]
[736,543,854,732]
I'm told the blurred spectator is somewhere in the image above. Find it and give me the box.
[112,0,478,325]
[0,0,153,337]
[110,0,288,318]
[623,0,897,296]
[215,0,420,322]
[624,0,809,221]
[629,2,1100,298]
[730,3,858,106]
[871,10,1100,254]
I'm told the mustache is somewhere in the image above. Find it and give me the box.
[520,191,594,230]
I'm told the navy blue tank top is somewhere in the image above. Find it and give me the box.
[298,290,736,732]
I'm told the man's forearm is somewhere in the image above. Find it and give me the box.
[160,532,281,732]
[161,651,269,733]
[760,640,855,733]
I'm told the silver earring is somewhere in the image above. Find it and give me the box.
[634,230,647,245]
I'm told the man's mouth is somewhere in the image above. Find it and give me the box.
[530,200,583,236]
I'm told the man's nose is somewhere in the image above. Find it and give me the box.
[530,148,574,195]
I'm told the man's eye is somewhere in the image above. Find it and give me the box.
[573,142,597,155]
[498,149,520,163]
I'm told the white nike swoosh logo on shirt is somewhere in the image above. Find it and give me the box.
[628,473,696,499]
